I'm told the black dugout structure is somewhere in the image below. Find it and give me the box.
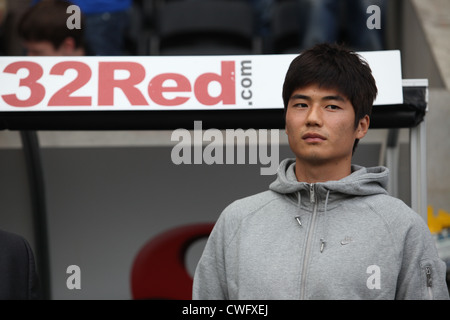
[0,82,427,131]
[0,79,429,299]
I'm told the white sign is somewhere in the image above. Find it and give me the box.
[0,52,402,112]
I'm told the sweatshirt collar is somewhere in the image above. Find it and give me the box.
[269,158,389,198]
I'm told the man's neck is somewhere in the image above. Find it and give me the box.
[294,159,352,183]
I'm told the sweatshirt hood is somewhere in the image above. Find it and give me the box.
[269,158,389,197]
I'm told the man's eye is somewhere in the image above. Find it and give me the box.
[326,105,340,110]
[294,103,308,108]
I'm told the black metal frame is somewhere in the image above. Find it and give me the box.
[7,84,426,300]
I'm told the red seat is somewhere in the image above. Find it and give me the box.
[131,223,214,300]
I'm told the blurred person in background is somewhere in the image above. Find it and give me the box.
[0,0,6,27]
[300,0,386,51]
[0,0,7,54]
[0,229,41,300]
[32,0,131,55]
[19,0,87,56]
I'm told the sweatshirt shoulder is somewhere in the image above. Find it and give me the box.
[217,190,288,227]
[210,190,285,249]
[223,190,283,217]
[365,194,428,232]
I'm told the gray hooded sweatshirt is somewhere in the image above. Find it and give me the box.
[193,158,449,300]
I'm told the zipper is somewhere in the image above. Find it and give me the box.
[300,183,318,300]
[309,183,315,204]
[425,266,433,300]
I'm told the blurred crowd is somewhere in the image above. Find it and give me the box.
[0,0,386,57]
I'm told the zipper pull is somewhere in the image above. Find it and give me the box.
[320,238,326,253]
[425,266,432,287]
[310,184,315,204]
[295,216,302,226]
[425,266,434,299]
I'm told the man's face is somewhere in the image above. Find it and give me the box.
[22,37,81,56]
[285,84,369,166]
[23,40,64,56]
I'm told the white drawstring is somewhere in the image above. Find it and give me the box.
[295,191,302,226]
[320,189,331,253]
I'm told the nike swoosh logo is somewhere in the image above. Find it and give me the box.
[340,236,353,245]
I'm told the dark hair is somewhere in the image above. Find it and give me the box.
[282,43,378,152]
[282,43,378,126]
[18,0,85,50]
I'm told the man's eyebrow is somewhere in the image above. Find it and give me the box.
[322,95,346,102]
[290,94,346,102]
[290,94,311,101]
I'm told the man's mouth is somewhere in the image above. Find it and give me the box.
[302,133,327,143]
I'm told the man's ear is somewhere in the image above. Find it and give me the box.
[356,115,370,139]
[284,108,289,135]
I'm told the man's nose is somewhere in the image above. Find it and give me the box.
[306,105,323,126]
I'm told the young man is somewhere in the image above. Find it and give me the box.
[192,43,449,300]
[18,0,86,56]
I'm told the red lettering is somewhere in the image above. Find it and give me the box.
[1,59,239,110]
[2,61,45,107]
[148,73,191,106]
[48,61,91,106]
[98,62,148,106]
[194,61,235,106]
